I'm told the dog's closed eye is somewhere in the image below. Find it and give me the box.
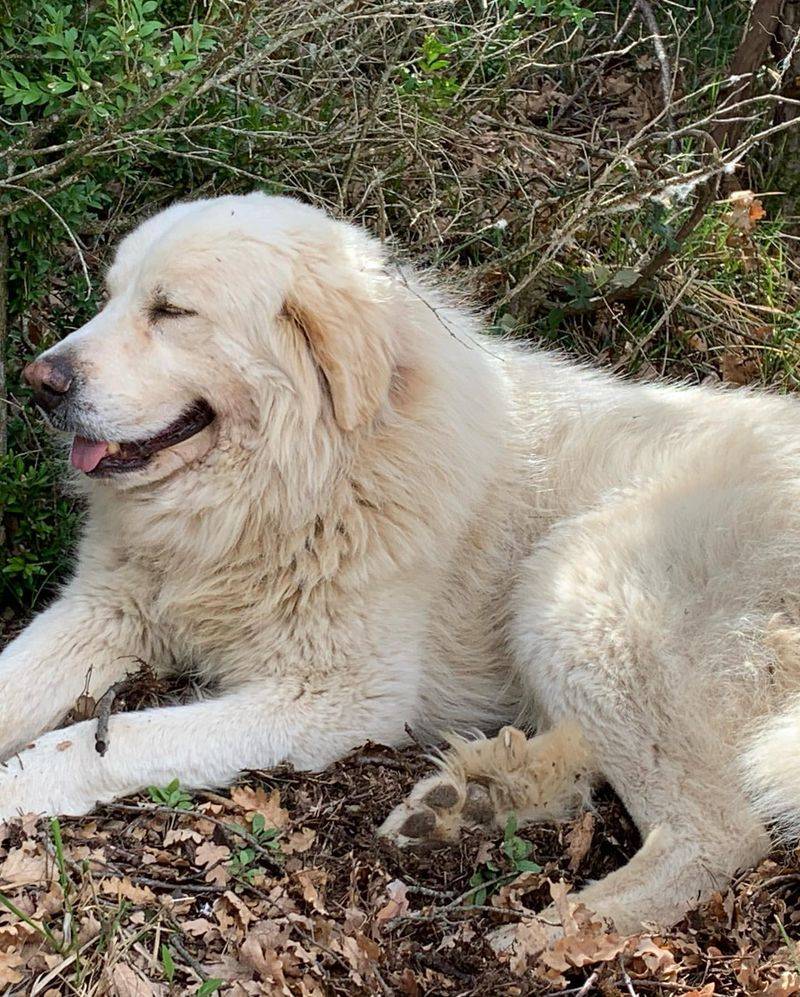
[149,298,196,322]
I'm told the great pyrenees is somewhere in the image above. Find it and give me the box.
[5,192,800,935]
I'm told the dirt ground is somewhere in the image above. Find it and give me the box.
[0,660,796,995]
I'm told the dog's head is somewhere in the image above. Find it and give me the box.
[24,193,397,489]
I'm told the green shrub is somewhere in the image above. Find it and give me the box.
[1,0,797,616]
[0,448,78,611]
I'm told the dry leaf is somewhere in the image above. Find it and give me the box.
[565,812,595,872]
[334,931,380,985]
[71,694,96,722]
[108,963,164,997]
[163,827,202,846]
[283,827,316,855]
[218,889,256,930]
[0,921,37,950]
[491,917,555,976]
[180,917,217,938]
[725,189,766,233]
[763,972,800,997]
[631,936,679,979]
[375,879,409,926]
[99,878,157,905]
[195,840,231,886]
[493,870,542,911]
[0,844,55,887]
[296,868,327,913]
[721,348,759,385]
[230,786,289,829]
[0,949,24,987]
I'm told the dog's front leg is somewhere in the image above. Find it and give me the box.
[0,673,412,819]
[0,583,160,760]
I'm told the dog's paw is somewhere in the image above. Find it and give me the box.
[379,724,594,848]
[378,772,497,847]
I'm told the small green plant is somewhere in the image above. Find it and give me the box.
[50,817,72,899]
[466,863,499,907]
[397,32,459,104]
[501,814,543,873]
[467,814,542,905]
[503,0,596,26]
[227,813,282,882]
[160,943,176,983]
[196,977,224,995]
[147,778,193,810]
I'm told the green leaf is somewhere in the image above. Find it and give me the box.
[197,979,224,996]
[140,20,164,38]
[161,944,175,983]
[516,859,542,873]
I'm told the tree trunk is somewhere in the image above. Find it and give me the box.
[711,0,787,150]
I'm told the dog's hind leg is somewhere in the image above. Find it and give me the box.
[487,801,765,954]
[568,816,762,933]
[386,486,778,933]
[381,724,767,934]
[379,721,598,846]
[501,506,773,934]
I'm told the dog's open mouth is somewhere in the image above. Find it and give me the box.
[70,400,216,476]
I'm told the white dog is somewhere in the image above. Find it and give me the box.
[5,192,800,935]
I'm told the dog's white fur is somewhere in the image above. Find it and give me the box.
[4,192,800,934]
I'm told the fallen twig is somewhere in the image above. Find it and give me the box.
[94,681,127,756]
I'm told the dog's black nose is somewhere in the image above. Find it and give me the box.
[23,355,74,411]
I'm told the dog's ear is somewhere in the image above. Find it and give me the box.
[283,259,395,432]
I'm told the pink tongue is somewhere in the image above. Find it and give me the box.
[70,436,110,473]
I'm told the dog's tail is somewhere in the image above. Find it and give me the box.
[742,697,800,838]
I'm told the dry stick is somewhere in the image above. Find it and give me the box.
[636,0,676,139]
[2,183,92,298]
[94,681,127,756]
[618,955,640,997]
[0,0,378,221]
[623,0,788,277]
[404,722,427,751]
[576,971,600,997]
[340,25,414,204]
[167,933,212,984]
[562,177,720,317]
[103,801,284,872]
